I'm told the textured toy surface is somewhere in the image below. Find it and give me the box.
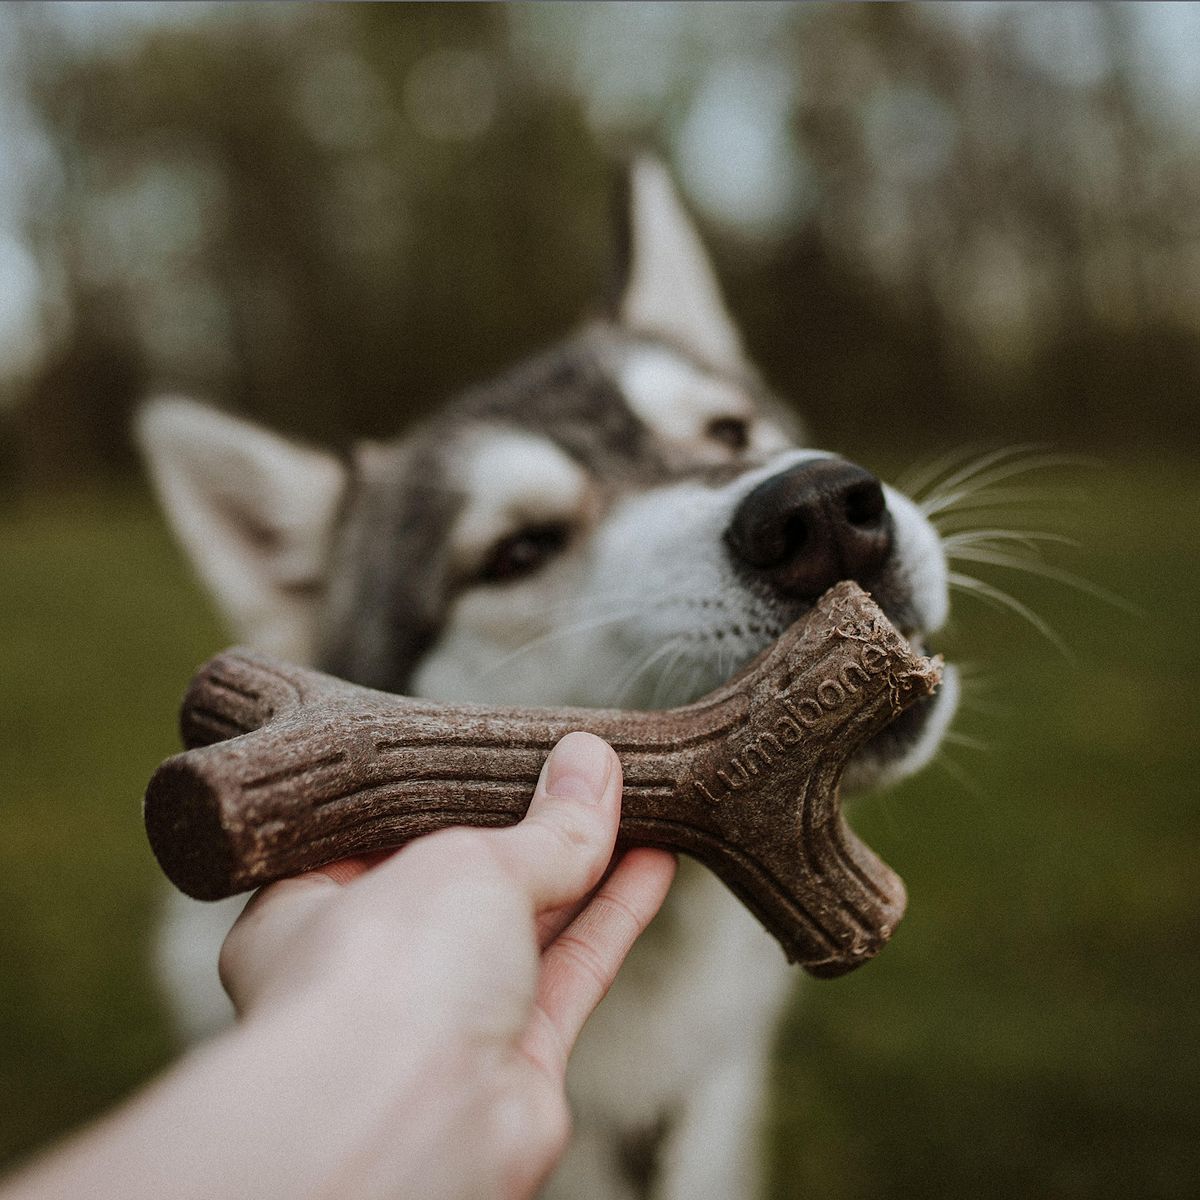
[144,581,941,976]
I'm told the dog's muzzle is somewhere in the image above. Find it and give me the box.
[724,459,893,600]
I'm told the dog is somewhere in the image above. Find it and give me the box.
[138,157,958,1200]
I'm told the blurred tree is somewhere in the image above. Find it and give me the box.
[2,1,1198,491]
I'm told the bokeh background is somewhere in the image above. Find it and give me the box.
[1,3,1196,1196]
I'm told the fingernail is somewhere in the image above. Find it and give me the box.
[544,732,612,804]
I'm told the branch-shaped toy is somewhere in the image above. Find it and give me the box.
[144,581,941,977]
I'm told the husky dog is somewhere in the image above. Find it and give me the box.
[138,158,957,1200]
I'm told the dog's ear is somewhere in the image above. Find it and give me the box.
[135,397,346,661]
[616,155,745,371]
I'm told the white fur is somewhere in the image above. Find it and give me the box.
[140,160,958,1200]
[146,421,956,1200]
[621,157,746,371]
[449,425,593,576]
[415,449,956,719]
[884,485,950,635]
[135,397,346,662]
[618,344,792,461]
[414,468,767,711]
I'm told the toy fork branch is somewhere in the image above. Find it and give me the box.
[144,581,941,977]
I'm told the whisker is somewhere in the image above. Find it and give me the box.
[611,635,689,708]
[650,641,696,709]
[922,454,1095,517]
[931,485,1067,515]
[956,692,1011,717]
[948,571,1075,661]
[933,752,988,802]
[919,442,1050,503]
[943,730,991,753]
[931,488,1079,529]
[940,529,1079,554]
[661,653,706,710]
[951,660,998,680]
[923,449,1097,510]
[895,443,997,501]
[477,607,643,678]
[534,592,669,617]
[479,581,746,680]
[868,788,903,840]
[715,637,732,696]
[918,449,1055,516]
[947,548,1139,614]
[950,449,1100,495]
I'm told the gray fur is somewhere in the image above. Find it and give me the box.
[316,323,806,695]
[138,158,957,1200]
[319,438,462,691]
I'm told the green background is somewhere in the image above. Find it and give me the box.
[3,457,1195,1197]
[1,3,1198,1196]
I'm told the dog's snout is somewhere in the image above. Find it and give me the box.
[725,459,893,599]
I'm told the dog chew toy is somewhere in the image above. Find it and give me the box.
[143,581,941,977]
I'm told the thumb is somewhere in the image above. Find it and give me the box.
[490,731,623,914]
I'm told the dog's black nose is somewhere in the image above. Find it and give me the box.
[725,459,893,599]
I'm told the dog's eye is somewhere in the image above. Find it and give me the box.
[706,416,750,452]
[479,523,570,584]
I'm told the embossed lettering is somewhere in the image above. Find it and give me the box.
[742,732,783,772]
[860,643,887,673]
[691,630,900,806]
[840,662,869,694]
[773,715,803,746]
[783,696,824,727]
[692,779,727,805]
[717,758,751,790]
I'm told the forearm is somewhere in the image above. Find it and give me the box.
[1,994,486,1200]
[3,738,669,1200]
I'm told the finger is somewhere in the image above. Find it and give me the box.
[533,847,629,950]
[219,851,398,1010]
[522,848,677,1077]
[491,732,622,915]
[219,873,336,1011]
[534,898,587,951]
[223,850,387,963]
[239,850,392,915]
[311,848,397,885]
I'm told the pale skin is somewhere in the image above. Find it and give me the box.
[1,732,676,1200]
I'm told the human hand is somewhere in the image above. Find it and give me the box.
[0,734,674,1200]
[218,730,676,1199]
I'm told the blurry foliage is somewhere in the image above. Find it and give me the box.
[1,6,1198,1195]
[1,2,1198,491]
[1,464,1197,1196]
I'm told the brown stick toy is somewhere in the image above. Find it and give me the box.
[144,581,940,977]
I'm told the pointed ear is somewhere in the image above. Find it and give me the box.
[617,156,745,371]
[135,397,346,661]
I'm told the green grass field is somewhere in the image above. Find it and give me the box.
[1,463,1196,1196]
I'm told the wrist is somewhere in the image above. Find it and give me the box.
[239,996,532,1200]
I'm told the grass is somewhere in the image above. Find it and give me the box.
[0,462,1196,1195]
[768,452,1200,1198]
[0,489,222,1167]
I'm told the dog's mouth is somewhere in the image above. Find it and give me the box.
[844,621,956,786]
[863,683,937,749]
[857,624,943,752]
[725,614,950,778]
[620,594,953,781]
